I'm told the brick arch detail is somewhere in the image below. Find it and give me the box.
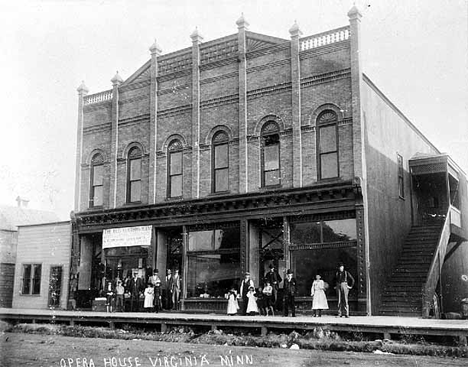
[120,141,147,160]
[161,134,188,152]
[308,103,344,126]
[204,125,233,146]
[86,149,108,165]
[253,114,285,136]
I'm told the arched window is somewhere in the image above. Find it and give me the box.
[89,153,104,208]
[168,140,183,198]
[212,131,229,193]
[127,146,142,203]
[261,121,280,187]
[317,111,339,180]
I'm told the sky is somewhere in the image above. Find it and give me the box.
[0,0,467,219]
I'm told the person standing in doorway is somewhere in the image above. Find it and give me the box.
[115,279,125,312]
[239,272,254,315]
[334,263,355,318]
[311,274,329,317]
[165,269,174,310]
[172,269,181,310]
[128,272,144,312]
[264,263,282,311]
[283,269,297,317]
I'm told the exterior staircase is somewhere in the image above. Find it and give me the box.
[379,224,442,316]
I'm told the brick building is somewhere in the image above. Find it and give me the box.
[71,7,468,316]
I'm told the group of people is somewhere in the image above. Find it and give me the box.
[226,263,355,318]
[104,268,181,313]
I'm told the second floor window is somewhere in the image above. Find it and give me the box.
[261,122,280,187]
[317,111,339,180]
[397,154,404,198]
[168,140,183,198]
[212,131,229,193]
[127,147,142,203]
[90,153,104,207]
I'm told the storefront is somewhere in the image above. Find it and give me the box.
[70,181,366,313]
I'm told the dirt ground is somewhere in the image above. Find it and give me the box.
[1,332,466,367]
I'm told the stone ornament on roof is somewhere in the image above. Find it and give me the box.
[77,81,89,94]
[190,27,204,43]
[348,5,362,19]
[111,71,124,86]
[236,13,249,30]
[149,39,162,55]
[289,21,302,37]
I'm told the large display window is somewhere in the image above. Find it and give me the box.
[290,218,357,297]
[186,225,241,298]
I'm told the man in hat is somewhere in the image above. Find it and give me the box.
[334,263,355,318]
[239,272,255,315]
[128,271,144,312]
[283,269,297,317]
[264,263,282,311]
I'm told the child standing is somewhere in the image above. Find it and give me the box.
[262,281,274,316]
[144,283,155,312]
[115,280,125,312]
[105,279,114,313]
[226,288,239,316]
[311,274,329,317]
[246,286,259,315]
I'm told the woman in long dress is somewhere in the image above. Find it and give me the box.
[144,284,155,312]
[311,274,329,317]
[246,286,259,315]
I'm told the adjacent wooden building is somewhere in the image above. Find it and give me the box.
[71,7,468,316]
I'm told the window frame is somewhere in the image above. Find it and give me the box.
[212,132,230,193]
[126,147,142,204]
[261,122,281,188]
[21,263,42,296]
[317,111,339,181]
[89,153,104,208]
[397,153,404,199]
[167,140,184,199]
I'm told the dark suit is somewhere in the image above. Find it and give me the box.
[283,276,297,317]
[128,276,144,312]
[264,270,282,308]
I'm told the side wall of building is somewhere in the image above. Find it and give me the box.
[361,76,440,314]
[12,223,71,310]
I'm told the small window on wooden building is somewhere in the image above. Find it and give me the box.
[212,131,229,193]
[127,147,142,203]
[89,153,104,208]
[261,122,280,187]
[397,154,404,198]
[317,111,339,180]
[22,264,42,295]
[168,139,183,198]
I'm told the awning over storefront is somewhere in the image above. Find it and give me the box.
[102,225,152,249]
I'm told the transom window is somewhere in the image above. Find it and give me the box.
[261,122,280,187]
[168,139,183,198]
[212,131,229,193]
[127,146,142,203]
[90,153,104,208]
[317,111,339,180]
[22,264,42,295]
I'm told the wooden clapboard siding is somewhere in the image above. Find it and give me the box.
[12,222,71,310]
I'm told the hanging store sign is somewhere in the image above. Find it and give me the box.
[102,225,152,249]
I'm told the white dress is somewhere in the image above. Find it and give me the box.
[144,287,154,308]
[311,280,329,310]
[226,292,239,315]
[246,291,259,313]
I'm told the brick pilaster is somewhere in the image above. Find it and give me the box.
[191,29,203,199]
[75,82,88,211]
[237,14,249,193]
[290,22,303,188]
[149,40,162,204]
[109,72,123,208]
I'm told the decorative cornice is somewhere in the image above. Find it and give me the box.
[200,71,238,85]
[199,57,238,71]
[158,83,191,96]
[83,122,112,135]
[246,42,290,59]
[74,180,360,230]
[158,69,192,83]
[299,40,350,59]
[247,58,290,74]
[119,79,151,92]
[200,94,238,109]
[158,104,192,118]
[301,69,351,88]
[119,114,150,128]
[247,82,292,100]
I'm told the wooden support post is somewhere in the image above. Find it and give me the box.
[161,323,168,333]
[109,321,115,329]
[261,326,268,337]
[69,320,75,327]
[211,325,217,331]
[383,332,391,340]
[32,319,36,324]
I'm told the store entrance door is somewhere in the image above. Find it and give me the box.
[48,266,63,308]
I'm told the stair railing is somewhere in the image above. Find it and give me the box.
[421,207,452,318]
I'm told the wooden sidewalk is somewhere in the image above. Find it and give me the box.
[1,308,467,344]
